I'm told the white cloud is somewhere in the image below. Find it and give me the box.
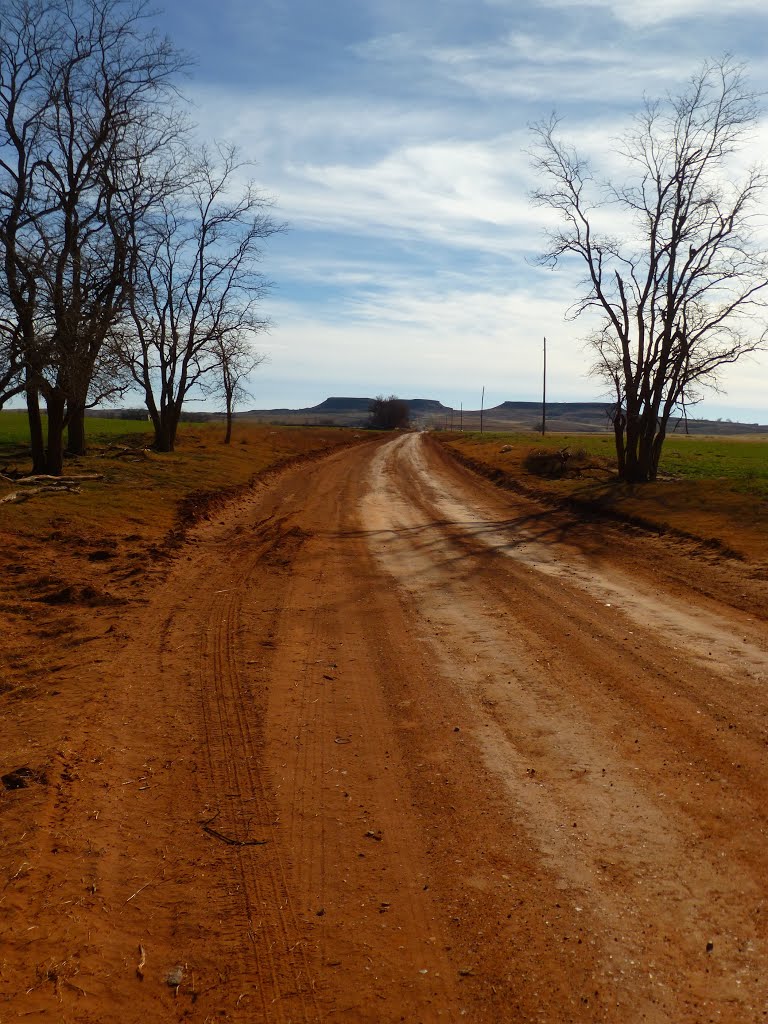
[285,138,537,243]
[187,84,463,165]
[536,0,767,29]
[355,29,708,105]
[187,86,554,252]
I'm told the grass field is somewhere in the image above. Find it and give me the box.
[439,430,768,562]
[445,430,768,491]
[656,434,768,486]
[0,410,152,446]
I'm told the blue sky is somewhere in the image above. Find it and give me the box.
[155,0,768,419]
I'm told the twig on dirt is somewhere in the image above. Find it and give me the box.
[5,862,32,887]
[136,944,146,980]
[95,445,151,460]
[1,484,82,503]
[199,814,268,847]
[201,823,268,847]
[1,471,104,503]
[125,881,153,903]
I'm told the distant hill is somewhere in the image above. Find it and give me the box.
[236,397,766,434]
[309,396,452,417]
[81,397,765,434]
[236,396,455,428]
[310,397,372,413]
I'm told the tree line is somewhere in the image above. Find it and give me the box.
[0,0,278,474]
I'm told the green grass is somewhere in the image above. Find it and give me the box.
[657,435,768,487]
[0,410,151,446]
[448,430,768,491]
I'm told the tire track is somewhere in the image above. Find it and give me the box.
[252,453,465,1021]
[195,534,320,1023]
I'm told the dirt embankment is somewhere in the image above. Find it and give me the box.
[1,432,767,1023]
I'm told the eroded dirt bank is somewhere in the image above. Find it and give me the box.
[1,432,767,1023]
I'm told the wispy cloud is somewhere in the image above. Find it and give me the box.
[534,0,768,29]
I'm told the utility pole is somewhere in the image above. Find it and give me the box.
[480,386,485,434]
[541,336,547,437]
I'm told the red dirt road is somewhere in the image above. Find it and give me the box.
[1,433,767,1023]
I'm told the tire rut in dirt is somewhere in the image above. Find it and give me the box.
[249,453,465,1021]
[197,535,320,1022]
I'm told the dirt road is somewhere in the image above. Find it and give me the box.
[2,432,767,1023]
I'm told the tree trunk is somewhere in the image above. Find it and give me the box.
[648,425,667,481]
[67,403,87,455]
[617,404,665,483]
[622,415,642,482]
[153,418,174,452]
[26,384,46,474]
[637,428,654,482]
[153,406,180,452]
[224,395,233,445]
[623,452,654,483]
[44,391,67,476]
[611,408,626,480]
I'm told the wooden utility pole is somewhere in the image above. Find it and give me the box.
[480,386,485,434]
[541,336,547,436]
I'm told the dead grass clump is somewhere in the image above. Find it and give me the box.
[1,765,48,790]
[37,583,123,607]
[523,447,590,478]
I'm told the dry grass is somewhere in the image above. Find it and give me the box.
[0,420,367,553]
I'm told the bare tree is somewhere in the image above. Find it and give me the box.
[530,57,768,482]
[368,394,410,430]
[0,0,57,468]
[204,331,268,444]
[0,0,185,474]
[123,145,280,452]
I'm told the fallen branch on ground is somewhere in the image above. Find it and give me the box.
[1,484,82,503]
[15,473,103,484]
[95,446,151,460]
[200,814,268,847]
